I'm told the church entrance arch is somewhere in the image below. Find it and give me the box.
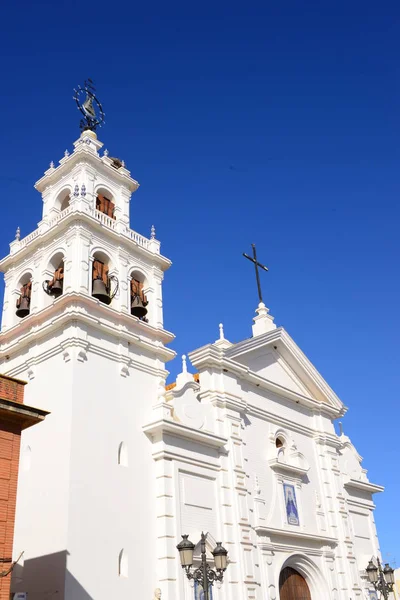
[276,553,330,599]
[279,567,311,600]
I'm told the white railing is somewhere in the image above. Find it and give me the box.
[17,229,40,249]
[124,228,150,249]
[47,205,73,229]
[15,206,153,254]
[94,209,117,231]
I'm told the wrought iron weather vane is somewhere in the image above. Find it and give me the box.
[73,79,105,132]
[243,243,269,304]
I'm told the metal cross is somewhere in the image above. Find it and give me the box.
[243,244,269,304]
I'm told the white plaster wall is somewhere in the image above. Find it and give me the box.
[65,347,159,600]
[11,349,74,599]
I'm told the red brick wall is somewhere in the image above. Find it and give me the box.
[0,375,25,405]
[0,375,26,600]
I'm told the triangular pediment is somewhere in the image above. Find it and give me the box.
[225,327,344,411]
[239,348,310,396]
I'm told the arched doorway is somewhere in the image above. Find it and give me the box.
[279,567,311,600]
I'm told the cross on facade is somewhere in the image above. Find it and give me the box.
[243,244,269,304]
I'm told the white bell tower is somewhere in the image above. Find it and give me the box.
[0,128,175,600]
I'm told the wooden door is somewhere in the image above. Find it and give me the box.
[279,567,311,600]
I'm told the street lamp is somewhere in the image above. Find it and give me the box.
[366,557,395,599]
[177,532,228,600]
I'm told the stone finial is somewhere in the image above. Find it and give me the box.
[49,161,55,169]
[104,149,109,156]
[176,354,193,390]
[121,160,126,167]
[151,225,156,240]
[15,226,21,241]
[214,322,233,349]
[64,149,70,157]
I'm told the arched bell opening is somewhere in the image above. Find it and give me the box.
[129,269,149,322]
[43,252,65,299]
[91,251,118,306]
[95,187,116,219]
[54,188,72,214]
[15,272,33,319]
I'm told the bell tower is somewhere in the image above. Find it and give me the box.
[0,83,175,600]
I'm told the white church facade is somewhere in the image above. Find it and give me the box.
[0,123,384,600]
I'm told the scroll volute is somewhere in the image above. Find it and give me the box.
[96,194,115,219]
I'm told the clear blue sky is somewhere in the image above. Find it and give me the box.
[1,0,399,564]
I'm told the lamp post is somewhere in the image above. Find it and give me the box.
[366,557,395,599]
[177,532,228,600]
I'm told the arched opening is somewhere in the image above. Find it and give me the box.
[129,269,149,322]
[91,251,118,306]
[279,567,311,600]
[43,251,65,299]
[274,434,287,462]
[95,187,116,219]
[15,273,32,319]
[118,549,128,578]
[118,442,128,467]
[278,553,330,600]
[54,189,71,213]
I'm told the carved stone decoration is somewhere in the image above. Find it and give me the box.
[153,589,161,600]
[27,367,35,381]
[73,184,79,197]
[120,364,129,378]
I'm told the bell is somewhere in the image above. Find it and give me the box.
[16,296,30,318]
[82,94,96,119]
[131,296,148,319]
[49,279,63,297]
[92,278,111,305]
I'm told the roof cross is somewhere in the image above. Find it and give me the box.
[243,244,269,304]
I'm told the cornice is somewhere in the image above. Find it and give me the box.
[35,149,139,194]
[344,478,384,495]
[143,418,228,450]
[255,526,338,547]
[0,211,171,272]
[188,345,344,418]
[268,458,309,477]
[0,293,175,363]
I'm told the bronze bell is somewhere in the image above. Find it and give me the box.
[49,279,63,297]
[16,297,30,318]
[92,278,111,305]
[131,295,148,319]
